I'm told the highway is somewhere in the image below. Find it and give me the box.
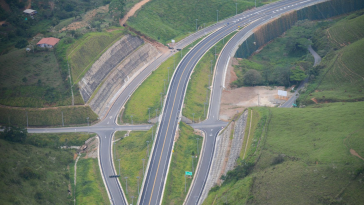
[140,0,325,204]
[24,0,325,204]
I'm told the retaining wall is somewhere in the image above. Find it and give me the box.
[79,35,143,103]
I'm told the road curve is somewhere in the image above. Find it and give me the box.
[139,0,326,204]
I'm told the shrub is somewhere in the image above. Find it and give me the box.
[272,154,285,165]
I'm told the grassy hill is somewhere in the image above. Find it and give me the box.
[127,0,258,44]
[299,10,364,105]
[204,102,364,204]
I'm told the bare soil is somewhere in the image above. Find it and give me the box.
[119,0,151,26]
[350,149,364,161]
[219,58,292,121]
[60,5,109,32]
[83,137,98,159]
[26,0,31,9]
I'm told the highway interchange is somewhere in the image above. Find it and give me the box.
[28,0,325,204]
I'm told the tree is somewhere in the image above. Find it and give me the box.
[290,67,306,84]
[0,126,28,143]
[109,0,126,18]
[15,39,28,48]
[243,69,262,86]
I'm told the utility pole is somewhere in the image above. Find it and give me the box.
[185,173,187,192]
[204,102,207,117]
[192,113,195,123]
[195,19,198,32]
[160,92,163,108]
[216,10,219,23]
[215,46,217,60]
[146,141,150,157]
[61,111,64,127]
[168,67,170,82]
[117,159,121,175]
[191,156,194,173]
[136,176,140,194]
[124,177,128,194]
[148,108,150,122]
[210,60,213,74]
[142,159,145,176]
[196,138,200,155]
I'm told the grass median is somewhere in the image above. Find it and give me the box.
[75,158,109,205]
[162,122,203,205]
[182,31,237,122]
[121,37,204,124]
[113,127,156,203]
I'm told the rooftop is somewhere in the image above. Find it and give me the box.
[37,37,60,46]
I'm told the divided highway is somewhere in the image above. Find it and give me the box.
[140,0,325,204]
[25,0,325,204]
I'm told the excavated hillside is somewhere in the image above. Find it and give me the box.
[78,35,144,103]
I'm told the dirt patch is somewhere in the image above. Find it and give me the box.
[82,136,99,159]
[220,86,291,121]
[0,20,6,26]
[0,0,11,12]
[25,0,31,9]
[311,98,318,104]
[73,153,78,160]
[60,5,109,32]
[350,149,364,161]
[120,0,151,26]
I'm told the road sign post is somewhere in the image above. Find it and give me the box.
[185,171,192,192]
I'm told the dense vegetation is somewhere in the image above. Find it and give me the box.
[233,20,316,87]
[0,127,99,205]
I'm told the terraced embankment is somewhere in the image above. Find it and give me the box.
[78,35,161,118]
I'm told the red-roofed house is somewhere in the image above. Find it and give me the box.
[37,37,60,48]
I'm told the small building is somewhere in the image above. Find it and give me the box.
[23,9,37,16]
[37,37,60,48]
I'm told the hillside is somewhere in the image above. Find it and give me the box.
[203,102,364,204]
[202,9,364,205]
[299,10,364,105]
[127,0,258,43]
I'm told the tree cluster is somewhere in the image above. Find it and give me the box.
[0,126,28,143]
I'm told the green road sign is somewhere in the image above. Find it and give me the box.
[185,171,192,176]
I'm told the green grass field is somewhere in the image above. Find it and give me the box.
[127,0,256,44]
[0,48,76,107]
[162,122,203,205]
[183,32,236,122]
[28,133,95,148]
[0,106,98,127]
[113,128,155,203]
[68,29,126,84]
[203,102,364,204]
[122,38,202,124]
[75,158,109,205]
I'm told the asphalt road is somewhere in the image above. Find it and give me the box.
[139,0,326,204]
[24,0,324,204]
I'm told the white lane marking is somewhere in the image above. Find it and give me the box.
[109,116,112,119]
